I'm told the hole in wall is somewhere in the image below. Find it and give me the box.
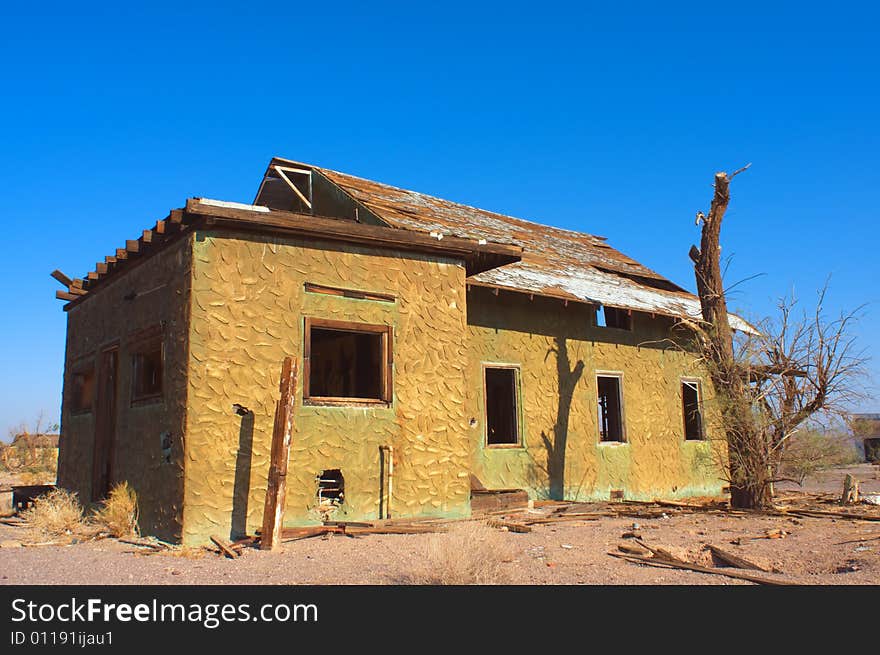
[317,469,344,520]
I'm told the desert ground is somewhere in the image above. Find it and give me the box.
[1,463,878,585]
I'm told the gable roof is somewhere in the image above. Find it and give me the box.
[259,157,755,333]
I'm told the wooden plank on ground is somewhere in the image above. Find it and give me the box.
[487,519,532,533]
[260,356,298,551]
[608,551,797,586]
[707,544,769,571]
[210,534,240,559]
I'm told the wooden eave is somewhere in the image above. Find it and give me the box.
[56,198,521,311]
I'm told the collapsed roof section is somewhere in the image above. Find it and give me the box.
[52,198,521,310]
[256,157,755,333]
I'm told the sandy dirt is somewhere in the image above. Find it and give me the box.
[1,463,878,585]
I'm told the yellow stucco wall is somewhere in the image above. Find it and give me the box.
[182,231,471,544]
[58,236,192,542]
[466,287,726,501]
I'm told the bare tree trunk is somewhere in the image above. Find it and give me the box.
[692,167,772,509]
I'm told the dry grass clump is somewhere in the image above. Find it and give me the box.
[159,545,207,560]
[20,488,87,542]
[398,522,515,585]
[94,482,139,538]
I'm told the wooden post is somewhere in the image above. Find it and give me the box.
[841,474,860,505]
[260,357,297,551]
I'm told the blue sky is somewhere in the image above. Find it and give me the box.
[1,2,877,438]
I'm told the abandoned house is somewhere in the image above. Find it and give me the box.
[53,157,752,545]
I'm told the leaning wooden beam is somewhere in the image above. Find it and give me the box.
[50,270,73,287]
[260,356,298,551]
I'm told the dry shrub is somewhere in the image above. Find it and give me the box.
[94,482,139,538]
[20,488,86,542]
[779,430,861,485]
[399,522,515,585]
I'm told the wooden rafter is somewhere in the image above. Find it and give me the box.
[274,165,313,210]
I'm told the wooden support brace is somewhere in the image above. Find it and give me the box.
[55,290,77,301]
[260,356,298,551]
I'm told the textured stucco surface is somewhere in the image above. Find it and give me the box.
[466,287,726,502]
[183,232,470,545]
[57,237,192,542]
[58,229,728,547]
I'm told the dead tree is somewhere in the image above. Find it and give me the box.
[689,167,865,509]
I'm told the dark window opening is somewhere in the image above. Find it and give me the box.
[682,380,704,440]
[597,306,632,330]
[132,342,163,402]
[70,367,95,413]
[598,375,624,442]
[306,322,389,401]
[485,367,520,446]
[317,469,344,518]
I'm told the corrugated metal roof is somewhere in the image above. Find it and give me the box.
[263,157,756,332]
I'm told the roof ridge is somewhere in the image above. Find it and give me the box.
[293,160,607,244]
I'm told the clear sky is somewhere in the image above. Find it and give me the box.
[1,2,877,438]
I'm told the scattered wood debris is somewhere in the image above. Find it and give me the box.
[210,535,240,559]
[487,519,531,533]
[706,544,769,572]
[617,542,652,557]
[278,520,447,543]
[119,537,172,552]
[610,537,796,585]
[609,551,796,585]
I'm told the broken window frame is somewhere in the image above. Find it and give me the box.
[483,363,524,448]
[69,360,96,415]
[595,306,633,331]
[596,371,627,443]
[302,317,393,406]
[681,378,705,441]
[128,325,164,405]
